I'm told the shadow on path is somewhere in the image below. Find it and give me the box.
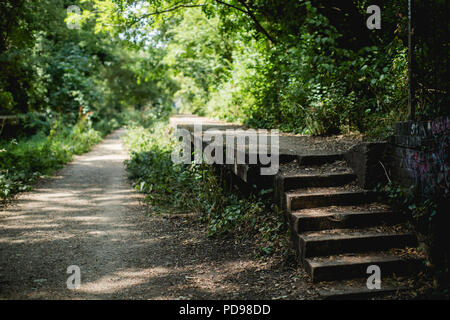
[0,129,310,300]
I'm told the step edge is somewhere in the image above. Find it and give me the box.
[281,172,356,179]
[286,190,373,198]
[306,255,423,268]
[300,231,417,242]
[291,210,397,219]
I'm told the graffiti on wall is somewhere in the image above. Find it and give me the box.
[409,116,450,137]
[401,117,449,197]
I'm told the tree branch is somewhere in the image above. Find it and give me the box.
[127,0,275,43]
[128,3,207,27]
[233,0,275,43]
[213,0,247,14]
[214,0,275,43]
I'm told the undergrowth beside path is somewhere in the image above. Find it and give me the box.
[122,121,290,258]
[0,117,108,203]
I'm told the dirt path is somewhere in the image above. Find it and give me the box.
[0,129,313,300]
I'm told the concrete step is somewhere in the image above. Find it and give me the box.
[290,205,406,233]
[318,282,410,299]
[286,188,377,212]
[280,172,356,191]
[298,230,418,259]
[306,253,424,283]
[298,153,344,165]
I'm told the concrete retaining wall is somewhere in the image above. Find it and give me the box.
[387,117,449,198]
[344,116,449,199]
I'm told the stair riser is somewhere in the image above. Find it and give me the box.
[288,192,376,212]
[280,154,298,164]
[291,212,406,233]
[299,234,418,259]
[283,174,356,191]
[307,259,424,283]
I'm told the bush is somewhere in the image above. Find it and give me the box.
[0,117,102,202]
[123,122,285,254]
[382,181,450,289]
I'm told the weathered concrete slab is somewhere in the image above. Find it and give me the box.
[319,283,409,299]
[280,172,356,190]
[299,231,418,259]
[170,114,357,158]
[291,208,405,233]
[169,114,244,131]
[307,253,424,283]
[286,189,377,212]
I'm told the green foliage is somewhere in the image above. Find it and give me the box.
[380,180,449,282]
[123,122,203,212]
[5,0,445,139]
[123,121,285,252]
[100,0,446,137]
[161,8,234,115]
[240,9,409,136]
[0,117,102,201]
[381,181,439,225]
[1,0,174,131]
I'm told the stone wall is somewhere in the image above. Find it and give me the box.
[386,116,449,199]
[344,142,389,189]
[343,116,449,200]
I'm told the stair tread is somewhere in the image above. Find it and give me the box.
[289,204,406,234]
[286,187,379,212]
[300,152,344,157]
[300,227,415,241]
[281,172,355,178]
[305,250,425,282]
[286,185,368,196]
[279,159,353,177]
[315,271,431,299]
[306,251,424,267]
[318,283,409,300]
[291,203,393,218]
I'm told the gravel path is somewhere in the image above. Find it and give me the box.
[0,129,313,300]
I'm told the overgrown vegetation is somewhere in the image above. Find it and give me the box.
[0,114,104,201]
[0,1,173,124]
[381,181,449,292]
[92,0,447,137]
[1,0,448,267]
[0,0,173,201]
[123,117,288,256]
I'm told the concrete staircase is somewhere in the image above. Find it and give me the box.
[170,115,427,299]
[275,153,425,292]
